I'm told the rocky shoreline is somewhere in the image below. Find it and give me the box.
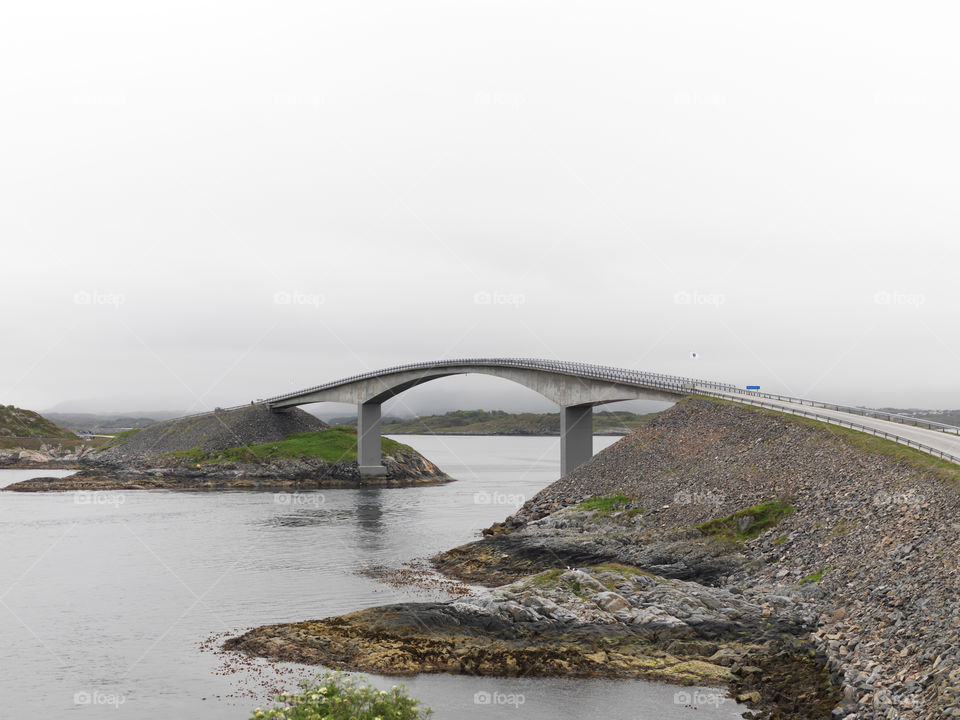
[227,503,835,718]
[225,397,960,719]
[4,450,452,491]
[0,442,96,469]
[228,556,837,716]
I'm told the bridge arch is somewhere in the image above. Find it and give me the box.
[266,359,690,476]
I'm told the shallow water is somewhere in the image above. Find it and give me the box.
[0,436,745,719]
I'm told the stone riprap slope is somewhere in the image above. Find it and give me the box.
[99,404,327,459]
[433,397,960,719]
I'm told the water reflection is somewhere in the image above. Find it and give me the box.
[268,507,354,527]
[355,488,385,535]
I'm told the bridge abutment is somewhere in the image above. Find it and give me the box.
[357,402,387,477]
[560,404,593,475]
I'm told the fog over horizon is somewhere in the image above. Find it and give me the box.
[3,1,959,416]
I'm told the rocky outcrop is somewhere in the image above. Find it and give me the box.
[433,506,747,586]
[226,561,835,717]
[0,442,96,467]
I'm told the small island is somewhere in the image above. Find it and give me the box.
[2,404,451,491]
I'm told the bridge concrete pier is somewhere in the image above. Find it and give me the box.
[560,404,593,476]
[357,402,387,477]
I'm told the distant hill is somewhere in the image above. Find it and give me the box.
[0,404,80,448]
[45,412,163,434]
[878,408,960,428]
[332,409,658,435]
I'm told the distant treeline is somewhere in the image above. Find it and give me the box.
[327,409,658,435]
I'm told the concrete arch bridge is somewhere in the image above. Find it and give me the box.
[258,358,960,477]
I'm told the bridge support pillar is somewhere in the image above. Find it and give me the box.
[357,402,387,477]
[560,404,593,476]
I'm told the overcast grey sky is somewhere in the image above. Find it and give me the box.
[2,1,958,414]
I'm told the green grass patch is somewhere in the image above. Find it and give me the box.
[109,428,142,443]
[800,566,835,584]
[170,426,417,464]
[828,520,852,539]
[251,671,431,719]
[588,562,654,579]
[576,494,634,513]
[773,535,788,545]
[529,569,565,588]
[695,500,795,541]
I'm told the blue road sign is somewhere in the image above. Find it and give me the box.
[746,385,760,390]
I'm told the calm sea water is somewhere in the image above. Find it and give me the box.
[0,435,745,719]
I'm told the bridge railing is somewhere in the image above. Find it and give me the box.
[705,386,960,436]
[695,390,960,465]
